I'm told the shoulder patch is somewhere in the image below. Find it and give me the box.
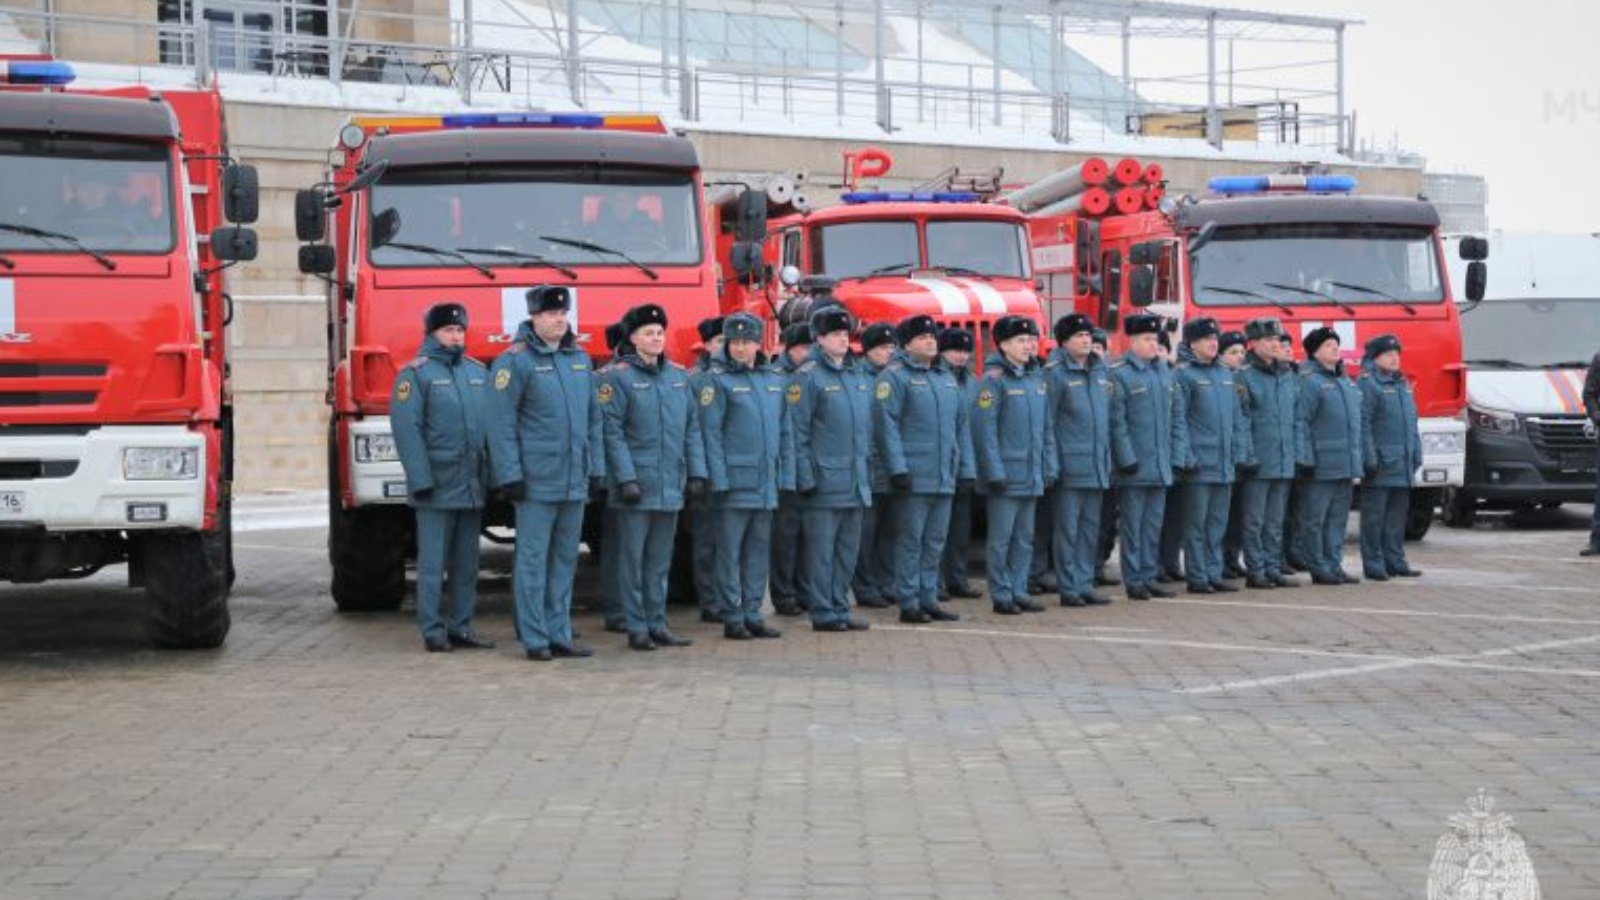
[786,382,803,404]
[494,369,512,391]
[396,377,413,402]
[699,385,715,407]
[976,388,995,410]
[597,382,615,404]
[876,381,892,401]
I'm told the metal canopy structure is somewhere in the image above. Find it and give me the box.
[0,0,1360,152]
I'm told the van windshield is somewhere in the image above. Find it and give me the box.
[0,137,175,254]
[1461,298,1600,368]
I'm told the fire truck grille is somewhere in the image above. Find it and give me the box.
[0,363,108,377]
[0,459,79,480]
[0,391,98,407]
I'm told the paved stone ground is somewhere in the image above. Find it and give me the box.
[3,503,1599,900]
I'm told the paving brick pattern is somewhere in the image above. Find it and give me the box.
[2,509,1598,899]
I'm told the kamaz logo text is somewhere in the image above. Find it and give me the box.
[0,332,32,343]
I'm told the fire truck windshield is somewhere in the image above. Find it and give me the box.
[1191,223,1443,307]
[816,218,1028,280]
[0,137,175,254]
[367,166,701,268]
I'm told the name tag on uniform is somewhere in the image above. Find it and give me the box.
[767,386,782,393]
[1384,388,1397,394]
[1066,380,1086,388]
[534,365,554,372]
[631,381,652,390]
[430,379,451,386]
[1130,386,1147,395]
[1195,379,1212,386]
[910,379,928,387]
[825,385,842,392]
[732,386,752,393]
[1007,389,1025,396]
[572,364,589,371]
[468,378,485,386]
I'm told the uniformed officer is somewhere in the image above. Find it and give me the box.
[599,321,632,634]
[391,302,494,653]
[974,314,1054,615]
[1281,337,1313,576]
[876,315,972,624]
[769,322,812,617]
[938,327,982,600]
[1156,327,1187,584]
[1171,317,1251,594]
[1045,313,1113,607]
[600,303,709,651]
[852,321,900,610]
[689,316,726,622]
[1108,313,1176,600]
[489,285,603,661]
[1358,334,1424,580]
[1236,317,1310,589]
[700,313,786,639]
[1217,330,1251,579]
[1298,326,1363,585]
[786,307,873,633]
[1091,327,1120,587]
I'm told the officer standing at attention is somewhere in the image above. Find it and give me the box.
[1217,330,1251,579]
[391,302,494,653]
[769,322,812,617]
[1090,327,1120,587]
[1236,317,1309,589]
[1107,313,1176,600]
[689,316,726,623]
[938,328,982,601]
[1171,317,1251,594]
[1282,337,1313,576]
[1156,327,1187,585]
[601,304,708,651]
[599,321,632,634]
[1045,313,1114,607]
[700,312,786,640]
[1358,334,1424,580]
[1298,326,1363,586]
[876,315,972,624]
[974,314,1054,615]
[489,286,603,661]
[853,321,900,610]
[787,307,874,633]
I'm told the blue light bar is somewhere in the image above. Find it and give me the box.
[1209,174,1357,195]
[439,112,605,129]
[841,190,982,204]
[0,60,76,86]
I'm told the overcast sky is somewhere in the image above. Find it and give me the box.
[1257,0,1599,234]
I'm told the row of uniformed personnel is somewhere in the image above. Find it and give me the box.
[390,289,1423,657]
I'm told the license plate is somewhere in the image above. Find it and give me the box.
[1560,452,1595,473]
[0,491,23,515]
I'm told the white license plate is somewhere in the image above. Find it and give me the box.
[0,491,24,515]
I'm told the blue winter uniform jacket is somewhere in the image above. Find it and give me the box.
[874,351,975,495]
[599,354,708,512]
[1237,353,1310,478]
[1299,360,1364,480]
[785,347,874,509]
[973,353,1055,497]
[1108,353,1176,487]
[1045,347,1114,490]
[1172,347,1252,484]
[390,335,491,510]
[488,322,604,502]
[699,347,787,510]
[1359,362,1423,488]
[863,358,892,494]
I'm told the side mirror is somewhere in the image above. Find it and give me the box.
[298,244,336,275]
[1465,261,1487,302]
[210,226,258,262]
[735,188,768,242]
[371,207,402,248]
[1101,249,1123,306]
[1075,219,1101,277]
[1128,241,1159,266]
[1128,264,1155,307]
[1187,221,1217,256]
[779,264,802,288]
[730,241,763,282]
[1458,236,1489,261]
[343,159,389,195]
[222,164,260,224]
[294,189,327,242]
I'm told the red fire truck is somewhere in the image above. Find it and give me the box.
[717,149,1045,353]
[0,59,259,646]
[296,112,723,611]
[1028,170,1486,539]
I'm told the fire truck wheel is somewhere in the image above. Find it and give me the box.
[330,505,406,612]
[1439,487,1478,529]
[144,529,231,650]
[1404,489,1437,542]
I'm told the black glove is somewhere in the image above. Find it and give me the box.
[616,481,643,504]
[413,487,433,502]
[500,480,527,502]
[1118,462,1139,476]
[1363,465,1379,482]
[1173,465,1195,480]
[957,478,976,492]
[686,477,707,498]
[589,476,606,497]
[1296,463,1316,480]
[799,485,817,498]
[986,479,1008,495]
[1235,462,1259,478]
[890,472,913,492]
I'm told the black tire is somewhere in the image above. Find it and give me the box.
[330,503,407,612]
[1404,488,1437,542]
[1439,487,1477,529]
[145,527,231,650]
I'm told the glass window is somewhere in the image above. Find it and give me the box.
[926,220,1028,278]
[367,165,702,267]
[1461,298,1600,369]
[0,137,176,254]
[813,220,918,280]
[1191,223,1444,307]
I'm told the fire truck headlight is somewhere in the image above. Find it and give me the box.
[122,447,199,480]
[354,433,399,463]
[1422,431,1467,456]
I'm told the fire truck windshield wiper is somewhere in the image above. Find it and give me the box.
[454,247,578,279]
[1261,281,1356,316]
[1199,284,1294,317]
[0,222,116,270]
[0,251,13,269]
[539,235,658,281]
[938,265,994,281]
[1327,280,1417,316]
[380,241,495,279]
[843,262,915,282]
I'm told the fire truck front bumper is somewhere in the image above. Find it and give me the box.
[0,425,206,532]
[1415,417,1466,489]
[348,417,408,506]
